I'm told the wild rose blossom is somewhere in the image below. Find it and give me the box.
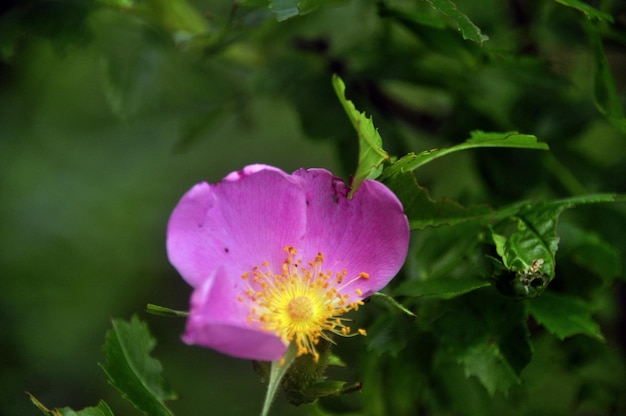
[166,164,409,362]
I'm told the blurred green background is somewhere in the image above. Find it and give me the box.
[1,0,625,415]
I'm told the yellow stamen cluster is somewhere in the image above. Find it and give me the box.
[239,246,368,362]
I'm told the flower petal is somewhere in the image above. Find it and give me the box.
[293,168,409,298]
[183,268,287,361]
[167,166,307,288]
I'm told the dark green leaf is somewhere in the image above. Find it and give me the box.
[528,292,604,341]
[424,290,531,396]
[559,222,622,281]
[425,0,489,43]
[394,275,490,299]
[377,2,481,62]
[460,342,521,396]
[589,23,626,133]
[366,316,413,357]
[489,194,622,298]
[383,171,492,229]
[553,0,614,22]
[381,131,548,177]
[332,74,388,197]
[100,316,176,416]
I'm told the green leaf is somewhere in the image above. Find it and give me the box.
[100,316,176,416]
[332,74,388,198]
[559,223,622,281]
[425,290,531,396]
[460,342,521,396]
[377,2,481,63]
[269,0,300,21]
[424,0,489,43]
[394,275,490,299]
[383,171,493,229]
[381,131,548,177]
[489,194,622,298]
[553,0,614,22]
[528,292,604,341]
[29,393,114,416]
[589,23,626,133]
[366,317,413,357]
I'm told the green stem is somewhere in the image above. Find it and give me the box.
[260,343,297,416]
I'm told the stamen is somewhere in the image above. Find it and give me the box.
[239,246,368,362]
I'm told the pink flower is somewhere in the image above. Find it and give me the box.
[167,165,409,362]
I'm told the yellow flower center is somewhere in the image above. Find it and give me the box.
[238,246,369,362]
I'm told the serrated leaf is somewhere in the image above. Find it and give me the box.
[460,342,521,396]
[528,292,604,341]
[426,291,531,396]
[553,0,614,22]
[489,194,622,298]
[100,316,176,416]
[425,0,489,43]
[504,204,564,275]
[377,2,481,63]
[383,171,493,229]
[394,275,490,299]
[332,74,388,198]
[381,131,548,177]
[29,393,114,416]
[366,315,413,357]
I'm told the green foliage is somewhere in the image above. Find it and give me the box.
[100,317,176,416]
[489,195,620,298]
[528,292,604,341]
[332,74,388,197]
[2,0,626,415]
[384,171,493,229]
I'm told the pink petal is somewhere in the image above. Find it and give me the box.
[166,166,307,288]
[183,268,287,361]
[293,168,409,298]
